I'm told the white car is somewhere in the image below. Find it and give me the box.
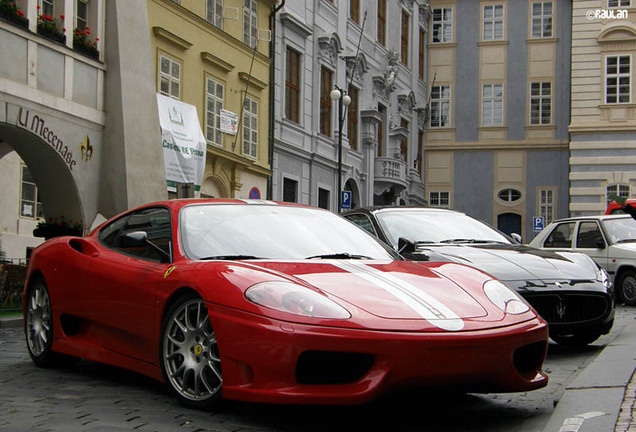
[529,214,636,305]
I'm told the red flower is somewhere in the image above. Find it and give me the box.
[37,4,40,9]
[95,37,99,41]
[17,10,24,16]
[60,14,65,19]
[63,27,66,32]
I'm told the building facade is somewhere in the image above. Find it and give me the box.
[271,0,429,210]
[0,0,165,260]
[147,0,275,200]
[569,0,636,215]
[426,0,571,241]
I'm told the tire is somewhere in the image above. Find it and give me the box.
[160,294,223,409]
[25,279,57,366]
[550,332,601,346]
[617,270,636,306]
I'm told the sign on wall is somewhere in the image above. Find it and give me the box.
[156,94,206,192]
[220,109,238,135]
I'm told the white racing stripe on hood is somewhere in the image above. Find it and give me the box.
[332,261,465,331]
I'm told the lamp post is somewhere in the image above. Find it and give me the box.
[330,85,351,212]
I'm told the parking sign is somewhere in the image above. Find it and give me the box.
[341,191,352,210]
[533,216,545,233]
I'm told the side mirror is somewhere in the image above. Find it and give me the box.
[510,233,522,244]
[119,231,148,248]
[597,238,606,249]
[397,237,416,254]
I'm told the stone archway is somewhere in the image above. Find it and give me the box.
[200,176,228,198]
[344,178,361,210]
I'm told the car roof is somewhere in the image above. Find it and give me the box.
[342,206,464,216]
[550,214,633,223]
[130,198,317,213]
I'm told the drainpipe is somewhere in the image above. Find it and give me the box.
[267,0,286,200]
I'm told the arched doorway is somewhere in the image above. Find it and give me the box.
[497,212,522,238]
[200,176,228,198]
[344,179,360,210]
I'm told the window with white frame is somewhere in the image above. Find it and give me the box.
[205,77,224,146]
[39,0,54,17]
[21,165,44,219]
[531,2,552,38]
[430,85,451,127]
[243,0,257,48]
[483,4,504,41]
[159,54,181,99]
[430,191,450,208]
[539,188,555,224]
[432,8,452,43]
[76,0,88,30]
[608,0,630,7]
[206,0,223,29]
[482,83,503,126]
[242,96,258,158]
[530,82,551,125]
[606,55,631,104]
[607,184,630,204]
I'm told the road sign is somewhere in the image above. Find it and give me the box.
[341,191,352,210]
[533,216,545,233]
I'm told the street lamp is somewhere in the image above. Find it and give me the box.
[330,85,351,212]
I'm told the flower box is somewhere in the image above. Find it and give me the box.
[0,1,28,30]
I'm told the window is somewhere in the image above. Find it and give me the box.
[20,165,43,219]
[544,222,574,248]
[539,188,554,224]
[159,54,181,99]
[99,208,172,263]
[498,188,521,202]
[207,0,223,29]
[482,83,503,126]
[401,9,410,66]
[76,0,88,30]
[243,0,257,48]
[345,214,377,236]
[432,8,452,43]
[350,0,360,24]
[242,96,258,158]
[348,86,359,151]
[577,222,605,249]
[400,118,409,161]
[318,188,330,210]
[430,191,450,208]
[39,0,54,17]
[283,178,298,203]
[205,77,224,146]
[418,26,426,80]
[377,104,386,157]
[320,67,333,136]
[483,4,504,41]
[607,184,630,204]
[531,2,552,38]
[285,47,301,124]
[430,85,451,127]
[606,56,631,104]
[377,0,386,46]
[530,82,551,125]
[609,0,630,7]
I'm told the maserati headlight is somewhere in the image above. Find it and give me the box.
[596,266,613,293]
[245,281,351,319]
[484,280,530,315]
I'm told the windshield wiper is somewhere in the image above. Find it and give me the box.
[439,239,503,244]
[305,253,373,260]
[616,239,636,244]
[199,255,263,260]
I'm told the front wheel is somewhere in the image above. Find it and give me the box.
[550,332,601,346]
[160,295,223,409]
[617,270,636,306]
[25,279,55,366]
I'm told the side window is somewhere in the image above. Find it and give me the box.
[544,222,575,248]
[577,222,605,249]
[345,214,377,236]
[99,208,172,262]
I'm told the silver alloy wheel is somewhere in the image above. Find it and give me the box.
[621,273,636,303]
[26,283,52,357]
[163,298,222,402]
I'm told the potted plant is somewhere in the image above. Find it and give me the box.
[0,0,28,29]
[36,8,65,44]
[73,26,99,60]
[33,217,83,240]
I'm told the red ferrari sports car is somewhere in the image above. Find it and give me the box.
[24,199,548,409]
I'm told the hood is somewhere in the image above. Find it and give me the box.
[611,242,636,257]
[410,244,598,283]
[249,260,497,330]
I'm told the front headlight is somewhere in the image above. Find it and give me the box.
[483,280,530,315]
[245,281,351,319]
[596,266,613,293]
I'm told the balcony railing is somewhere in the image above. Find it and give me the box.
[374,157,407,187]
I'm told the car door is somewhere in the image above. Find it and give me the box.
[86,207,173,364]
[575,220,611,272]
[542,222,576,250]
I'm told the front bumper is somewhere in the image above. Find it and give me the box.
[209,304,549,405]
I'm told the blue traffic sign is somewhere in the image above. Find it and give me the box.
[533,216,545,233]
[341,191,352,210]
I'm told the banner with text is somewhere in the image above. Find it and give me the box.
[156,94,206,192]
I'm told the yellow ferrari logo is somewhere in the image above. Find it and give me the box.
[194,345,203,356]
[163,266,177,279]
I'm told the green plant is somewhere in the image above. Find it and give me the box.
[33,217,83,239]
[73,26,99,51]
[0,0,26,20]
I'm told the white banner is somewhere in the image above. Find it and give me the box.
[220,109,238,135]
[156,94,206,192]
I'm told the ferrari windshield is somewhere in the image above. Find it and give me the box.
[180,204,397,260]
[602,217,636,244]
[376,210,511,247]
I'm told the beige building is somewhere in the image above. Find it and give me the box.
[147,0,275,200]
[569,0,636,215]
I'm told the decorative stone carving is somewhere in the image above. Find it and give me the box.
[399,0,414,14]
[344,53,369,86]
[372,51,400,103]
[397,91,416,116]
[318,34,342,67]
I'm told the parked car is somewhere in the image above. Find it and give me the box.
[24,199,549,409]
[529,214,636,306]
[342,207,615,346]
[606,199,636,215]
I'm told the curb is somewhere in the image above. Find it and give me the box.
[0,316,23,329]
[542,318,636,432]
